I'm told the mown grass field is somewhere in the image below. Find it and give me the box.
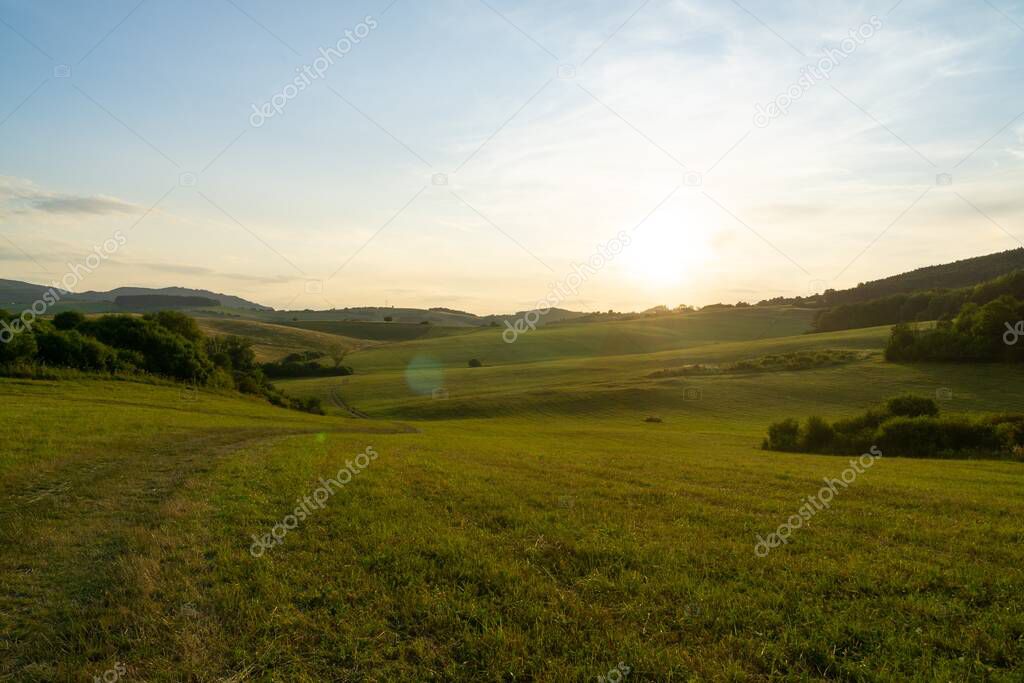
[2,307,1023,681]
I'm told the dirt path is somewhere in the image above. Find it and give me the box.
[329,383,371,419]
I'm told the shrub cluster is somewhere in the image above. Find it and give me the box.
[649,350,863,379]
[885,295,1024,362]
[261,351,353,379]
[763,395,1024,460]
[0,309,324,414]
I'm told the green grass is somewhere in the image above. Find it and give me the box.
[283,320,477,343]
[277,324,919,421]
[3,307,1024,680]
[194,317,365,362]
[337,305,817,373]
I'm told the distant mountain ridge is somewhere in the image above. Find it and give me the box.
[0,279,587,325]
[0,279,270,311]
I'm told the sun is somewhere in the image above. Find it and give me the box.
[620,208,714,288]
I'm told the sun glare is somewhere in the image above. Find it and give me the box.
[622,210,714,288]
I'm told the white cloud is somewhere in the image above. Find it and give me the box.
[0,176,144,217]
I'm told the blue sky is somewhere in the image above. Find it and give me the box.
[2,0,1024,312]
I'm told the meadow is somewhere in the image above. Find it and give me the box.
[2,307,1022,681]
[280,320,479,344]
[193,317,365,363]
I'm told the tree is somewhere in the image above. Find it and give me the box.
[206,335,256,373]
[145,310,204,343]
[328,343,349,368]
[36,329,114,371]
[0,325,37,365]
[53,310,86,330]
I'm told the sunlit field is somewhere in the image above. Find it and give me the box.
[3,309,1023,681]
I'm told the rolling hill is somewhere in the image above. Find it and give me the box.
[2,304,1022,679]
[766,247,1024,307]
[281,319,480,343]
[333,305,817,373]
[194,317,366,362]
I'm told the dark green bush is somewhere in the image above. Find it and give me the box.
[764,418,800,451]
[36,329,115,371]
[145,310,205,344]
[53,310,86,331]
[886,395,939,418]
[207,336,257,373]
[763,395,1022,459]
[875,416,1004,457]
[260,354,352,379]
[0,323,37,364]
[800,416,835,453]
[79,315,213,383]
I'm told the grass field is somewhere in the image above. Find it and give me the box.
[3,307,1023,681]
[282,320,478,343]
[194,317,366,362]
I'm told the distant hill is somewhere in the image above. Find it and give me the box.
[0,279,270,311]
[114,295,220,310]
[0,279,54,306]
[0,280,591,326]
[760,248,1024,308]
[81,286,270,310]
[253,306,588,328]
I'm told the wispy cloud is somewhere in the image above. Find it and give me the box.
[29,195,141,216]
[136,261,298,285]
[0,176,144,217]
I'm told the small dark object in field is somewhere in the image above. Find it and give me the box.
[468,358,483,368]
[645,416,663,423]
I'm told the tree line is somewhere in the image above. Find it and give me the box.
[884,295,1024,362]
[0,310,325,413]
[813,270,1024,332]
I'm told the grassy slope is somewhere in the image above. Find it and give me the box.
[282,320,478,343]
[3,307,1024,680]
[278,317,887,420]
[338,305,817,373]
[194,317,365,362]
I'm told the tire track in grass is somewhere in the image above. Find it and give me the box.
[0,427,368,680]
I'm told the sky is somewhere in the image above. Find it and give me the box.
[2,0,1024,314]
